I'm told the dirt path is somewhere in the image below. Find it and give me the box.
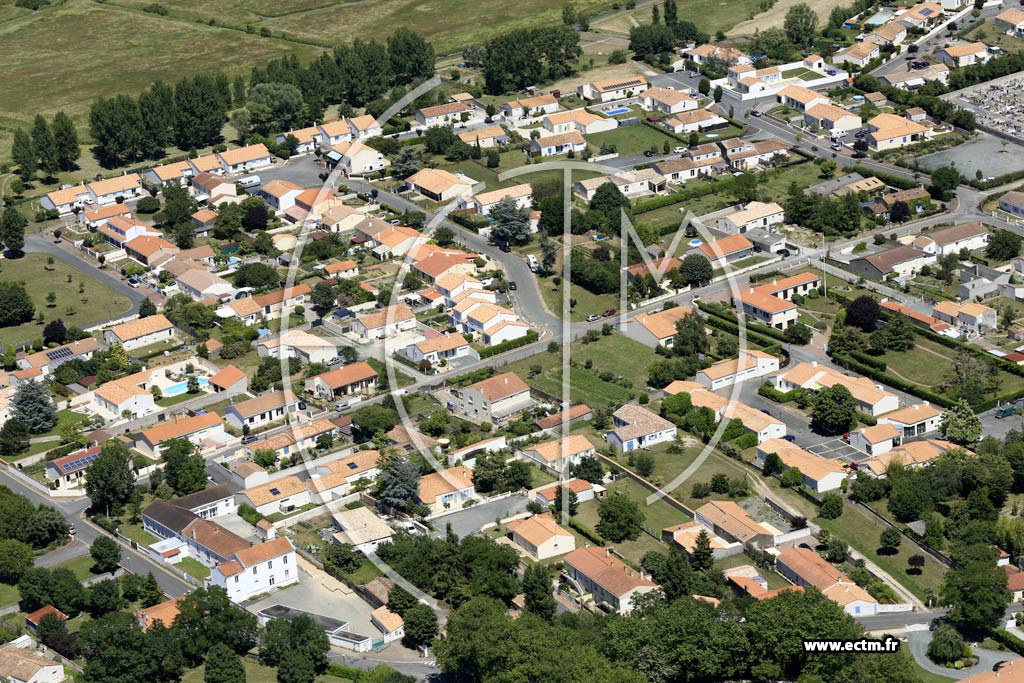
[726,0,848,37]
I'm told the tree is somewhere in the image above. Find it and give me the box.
[691,529,713,571]
[0,207,28,256]
[845,295,881,332]
[32,114,59,179]
[43,318,67,345]
[0,418,29,457]
[52,111,80,171]
[596,494,645,542]
[311,282,336,318]
[762,452,784,476]
[889,200,911,223]
[926,624,964,665]
[522,563,556,621]
[946,348,999,406]
[570,455,604,484]
[733,171,759,203]
[679,253,713,286]
[940,552,1010,637]
[880,527,902,552]
[940,399,982,446]
[89,94,144,166]
[490,197,532,246]
[825,537,849,563]
[85,442,137,516]
[388,585,418,617]
[91,536,122,574]
[553,485,579,516]
[205,643,245,683]
[780,467,804,488]
[403,604,438,649]
[633,452,654,477]
[162,438,206,495]
[784,3,819,47]
[231,262,280,291]
[88,578,126,617]
[0,539,34,583]
[987,229,1022,262]
[277,648,316,683]
[352,404,399,436]
[11,128,36,181]
[698,78,710,96]
[139,299,157,318]
[663,0,677,24]
[752,26,795,60]
[929,166,960,201]
[784,322,813,345]
[387,28,435,84]
[376,454,421,511]
[819,492,844,519]
[37,611,75,657]
[811,384,857,435]
[12,379,57,433]
[175,586,260,665]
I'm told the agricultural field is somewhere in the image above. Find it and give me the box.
[591,0,765,40]
[0,253,134,347]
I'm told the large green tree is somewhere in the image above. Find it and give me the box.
[11,128,36,181]
[810,384,857,435]
[940,547,1010,637]
[162,438,207,496]
[90,536,122,574]
[0,207,28,257]
[489,197,532,246]
[31,114,59,179]
[403,603,439,649]
[596,493,645,542]
[940,399,982,445]
[521,563,556,621]
[52,111,80,171]
[784,3,819,47]
[205,643,245,683]
[85,442,137,516]
[12,379,57,433]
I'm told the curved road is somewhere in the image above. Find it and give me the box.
[907,630,1016,680]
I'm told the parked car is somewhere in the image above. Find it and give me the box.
[996,404,1016,418]
[586,314,601,322]
[508,281,517,290]
[751,110,763,117]
[241,434,258,445]
[778,248,791,257]
[830,143,842,151]
[68,524,76,536]
[500,243,512,253]
[328,356,345,366]
[783,435,796,443]
[602,308,617,317]
[674,146,685,154]
[643,150,655,157]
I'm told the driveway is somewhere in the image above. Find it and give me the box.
[806,438,865,462]
[906,630,1017,680]
[430,494,529,539]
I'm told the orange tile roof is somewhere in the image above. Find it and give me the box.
[738,288,796,314]
[229,390,297,418]
[631,305,693,341]
[371,606,404,633]
[88,174,141,196]
[310,361,378,389]
[699,234,753,260]
[217,143,270,166]
[563,546,656,597]
[141,412,223,445]
[418,466,474,504]
[137,597,183,630]
[231,536,294,567]
[209,365,246,390]
[506,513,573,548]
[468,371,530,401]
[527,434,596,463]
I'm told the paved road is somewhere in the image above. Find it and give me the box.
[25,233,148,309]
[0,468,192,598]
[429,494,529,539]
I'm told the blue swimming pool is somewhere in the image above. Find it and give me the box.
[164,377,209,397]
[605,107,630,116]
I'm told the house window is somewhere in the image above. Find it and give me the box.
[285,569,289,578]
[283,555,288,564]
[268,560,272,569]
[252,567,257,575]
[270,576,275,586]
[234,576,239,583]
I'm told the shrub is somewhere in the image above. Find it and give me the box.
[136,196,161,214]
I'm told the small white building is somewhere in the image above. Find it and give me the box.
[331,507,394,553]
[605,404,676,452]
[578,76,649,102]
[912,221,989,256]
[878,403,942,439]
[207,537,299,603]
[224,391,303,430]
[215,144,273,174]
[506,513,576,561]
[717,201,785,234]
[562,546,657,614]
[103,315,176,351]
[848,423,901,456]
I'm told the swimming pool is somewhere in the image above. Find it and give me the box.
[164,377,209,397]
[605,107,630,116]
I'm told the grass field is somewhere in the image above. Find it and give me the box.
[177,557,211,580]
[0,253,134,347]
[501,332,660,405]
[967,20,1024,53]
[0,0,323,133]
[781,67,819,81]
[56,555,99,581]
[183,657,353,683]
[592,0,765,39]
[586,125,681,156]
[442,155,601,194]
[0,583,20,607]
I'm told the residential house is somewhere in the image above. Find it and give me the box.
[605,404,677,452]
[625,257,681,286]
[833,40,880,67]
[499,94,560,120]
[323,259,359,279]
[848,244,935,280]
[87,174,143,206]
[215,144,273,174]
[935,42,990,67]
[669,382,787,444]
[92,372,157,419]
[879,402,942,438]
[446,371,534,425]
[82,202,132,229]
[871,21,908,46]
[575,169,666,201]
[506,513,575,560]
[187,155,225,177]
[236,476,311,516]
[405,168,474,201]
[865,186,933,219]
[695,348,781,390]
[866,113,930,150]
[717,201,785,234]
[104,315,175,351]
[0,645,66,682]
[259,180,304,211]
[899,2,943,29]
[189,172,236,203]
[17,338,100,377]
[305,450,382,503]
[630,305,694,348]
[224,390,303,430]
[457,126,509,148]
[257,329,337,365]
[562,546,657,614]
[995,7,1024,36]
[354,220,423,258]
[772,361,900,415]
[418,466,475,514]
[755,439,848,492]
[331,507,394,553]
[137,597,183,631]
[207,537,299,603]
[578,76,649,102]
[849,422,902,456]
[25,606,67,636]
[45,444,103,491]
[932,300,996,335]
[522,434,597,472]
[661,108,728,134]
[534,477,604,506]
[404,333,474,365]
[330,140,389,175]
[681,44,751,67]
[348,115,382,139]
[697,234,754,267]
[136,413,228,457]
[776,546,879,616]
[275,125,321,154]
[145,160,192,188]
[998,190,1024,218]
[96,215,159,248]
[718,138,791,170]
[41,184,89,214]
[861,439,968,477]
[804,102,863,136]
[913,221,989,255]
[175,269,234,301]
[351,304,417,340]
[316,120,352,147]
[535,404,593,432]
[371,608,404,644]
[465,184,533,216]
[776,85,829,112]
[191,209,218,235]
[416,102,477,128]
[695,500,775,547]
[304,362,378,400]
[641,86,698,114]
[652,156,716,183]
[529,131,588,157]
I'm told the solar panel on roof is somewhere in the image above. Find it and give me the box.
[45,347,75,362]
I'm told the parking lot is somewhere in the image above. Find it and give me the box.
[916,131,1024,179]
[806,438,866,462]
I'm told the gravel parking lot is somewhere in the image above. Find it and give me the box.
[916,132,1024,179]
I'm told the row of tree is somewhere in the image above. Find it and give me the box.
[10,111,80,182]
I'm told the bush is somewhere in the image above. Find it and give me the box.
[136,196,161,214]
[478,330,539,359]
[568,518,605,546]
[732,432,758,450]
[238,503,265,525]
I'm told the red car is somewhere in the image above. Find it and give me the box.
[602,308,617,317]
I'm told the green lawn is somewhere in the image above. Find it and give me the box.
[529,464,559,489]
[341,558,385,585]
[967,20,1024,52]
[55,555,99,581]
[781,67,819,81]
[442,156,601,194]
[117,522,158,547]
[31,410,91,439]
[0,254,134,347]
[537,270,619,323]
[591,0,763,40]
[502,332,661,406]
[879,334,1024,398]
[586,125,681,156]
[156,392,201,408]
[912,663,957,683]
[0,582,21,607]
[183,657,354,683]
[176,557,210,580]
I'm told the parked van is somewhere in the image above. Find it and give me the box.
[336,396,363,412]
[526,254,540,272]
[238,175,261,188]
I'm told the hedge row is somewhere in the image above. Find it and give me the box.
[758,382,805,404]
[569,518,606,546]
[849,350,887,371]
[850,164,919,191]
[910,325,1024,381]
[856,411,877,427]
[698,302,793,344]
[732,432,758,450]
[702,315,780,353]
[478,329,540,359]
[991,628,1024,656]
[968,167,1024,190]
